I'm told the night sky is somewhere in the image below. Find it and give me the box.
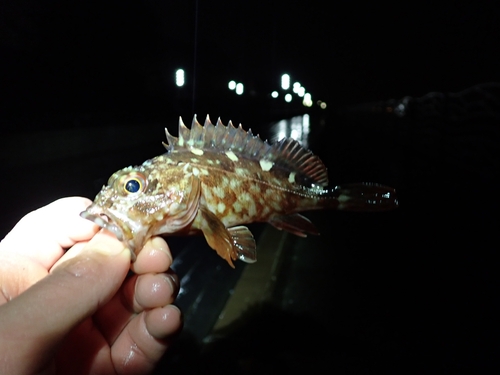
[1,1,499,126]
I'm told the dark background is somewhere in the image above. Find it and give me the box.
[2,1,499,125]
[1,1,499,374]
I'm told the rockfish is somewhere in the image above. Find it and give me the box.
[81,116,398,267]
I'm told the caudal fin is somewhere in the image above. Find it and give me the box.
[331,183,398,211]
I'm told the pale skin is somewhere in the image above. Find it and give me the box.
[0,197,182,375]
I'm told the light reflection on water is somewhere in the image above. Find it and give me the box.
[270,114,310,148]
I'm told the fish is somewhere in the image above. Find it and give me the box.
[80,115,398,267]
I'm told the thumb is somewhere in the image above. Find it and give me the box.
[0,230,130,373]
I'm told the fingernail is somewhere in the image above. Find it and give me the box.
[164,270,180,297]
[90,244,130,258]
[150,237,172,263]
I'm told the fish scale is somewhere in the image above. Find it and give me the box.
[81,115,398,267]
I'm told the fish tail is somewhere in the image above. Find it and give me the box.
[326,183,398,211]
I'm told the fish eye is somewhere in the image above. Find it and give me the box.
[124,178,142,193]
[117,172,147,195]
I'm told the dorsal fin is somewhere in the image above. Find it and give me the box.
[163,115,329,187]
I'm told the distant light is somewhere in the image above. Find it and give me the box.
[236,82,244,95]
[271,91,279,98]
[284,93,292,102]
[276,119,287,140]
[292,82,301,93]
[320,101,327,109]
[303,93,313,107]
[228,80,236,90]
[175,69,185,87]
[297,87,305,97]
[304,113,310,129]
[281,74,290,90]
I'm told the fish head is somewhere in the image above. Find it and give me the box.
[80,162,196,260]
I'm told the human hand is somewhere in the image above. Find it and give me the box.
[0,197,182,374]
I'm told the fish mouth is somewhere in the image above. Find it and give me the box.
[80,210,125,242]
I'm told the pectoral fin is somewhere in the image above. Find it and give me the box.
[268,213,320,237]
[196,207,258,267]
[197,206,238,268]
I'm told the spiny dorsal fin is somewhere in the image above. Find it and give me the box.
[163,115,329,187]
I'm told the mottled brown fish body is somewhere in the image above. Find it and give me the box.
[80,116,397,267]
[186,159,335,226]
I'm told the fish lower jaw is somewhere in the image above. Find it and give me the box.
[80,211,125,241]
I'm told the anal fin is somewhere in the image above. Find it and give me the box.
[268,213,320,237]
[228,226,257,264]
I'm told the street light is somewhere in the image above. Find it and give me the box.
[235,83,244,95]
[281,74,290,90]
[175,69,185,87]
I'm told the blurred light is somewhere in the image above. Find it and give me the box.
[175,69,185,87]
[271,114,310,148]
[281,74,290,90]
[228,80,236,90]
[302,93,313,107]
[236,82,244,95]
[284,93,292,102]
[271,91,279,98]
[276,119,287,140]
[320,101,327,109]
[292,82,301,93]
[303,113,310,130]
[297,87,305,97]
[291,115,302,141]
